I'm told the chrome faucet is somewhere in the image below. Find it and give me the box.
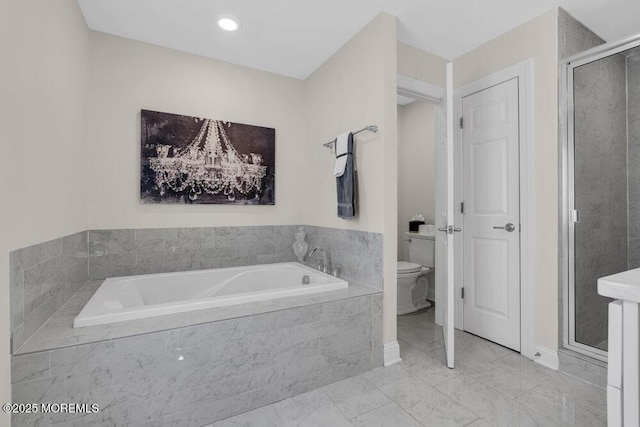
[308,247,329,273]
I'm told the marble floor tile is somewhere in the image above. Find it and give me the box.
[467,362,540,398]
[435,374,559,426]
[456,332,514,361]
[362,364,413,389]
[350,402,422,427]
[466,419,495,427]
[272,389,352,427]
[517,380,607,426]
[321,375,391,419]
[401,349,462,387]
[492,353,557,382]
[213,306,606,427]
[210,405,283,427]
[378,376,478,426]
[397,320,444,350]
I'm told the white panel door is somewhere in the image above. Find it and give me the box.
[462,78,520,351]
[435,63,456,368]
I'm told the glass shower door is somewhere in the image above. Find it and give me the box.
[564,35,640,360]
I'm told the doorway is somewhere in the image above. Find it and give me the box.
[453,60,536,360]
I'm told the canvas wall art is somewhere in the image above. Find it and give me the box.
[141,110,275,204]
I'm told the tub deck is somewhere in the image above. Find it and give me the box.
[13,274,379,355]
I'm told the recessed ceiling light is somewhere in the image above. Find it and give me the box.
[217,14,241,32]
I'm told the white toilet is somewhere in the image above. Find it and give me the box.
[397,232,435,315]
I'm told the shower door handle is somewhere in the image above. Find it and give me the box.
[493,223,516,232]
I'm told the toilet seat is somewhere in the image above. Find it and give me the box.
[397,261,422,274]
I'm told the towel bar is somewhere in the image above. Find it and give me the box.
[323,125,378,148]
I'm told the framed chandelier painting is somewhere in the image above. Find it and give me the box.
[140,110,275,204]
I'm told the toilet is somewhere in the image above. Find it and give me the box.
[397,231,435,315]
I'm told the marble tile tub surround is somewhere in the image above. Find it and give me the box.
[10,231,89,353]
[305,226,383,290]
[87,225,384,289]
[15,279,382,355]
[11,293,383,426]
[9,225,383,353]
[87,226,300,280]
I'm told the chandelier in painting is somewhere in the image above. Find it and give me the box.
[141,110,275,205]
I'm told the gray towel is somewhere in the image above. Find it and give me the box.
[336,133,357,219]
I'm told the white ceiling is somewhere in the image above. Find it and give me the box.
[77,0,640,80]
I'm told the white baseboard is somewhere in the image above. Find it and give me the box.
[533,345,559,370]
[384,341,402,367]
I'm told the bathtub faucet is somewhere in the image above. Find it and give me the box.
[308,247,329,274]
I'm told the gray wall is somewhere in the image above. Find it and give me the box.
[558,8,604,60]
[557,8,606,352]
[627,53,640,268]
[11,294,383,426]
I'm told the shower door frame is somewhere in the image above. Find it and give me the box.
[561,33,640,362]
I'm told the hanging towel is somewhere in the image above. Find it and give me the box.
[336,132,357,219]
[333,132,351,177]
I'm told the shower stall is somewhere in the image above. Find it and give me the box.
[562,34,640,360]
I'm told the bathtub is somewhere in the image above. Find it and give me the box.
[74,262,348,328]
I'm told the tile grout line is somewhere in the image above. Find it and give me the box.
[366,362,476,427]
[317,388,352,422]
[361,378,430,427]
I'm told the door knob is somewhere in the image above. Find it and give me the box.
[493,223,516,232]
[438,226,462,234]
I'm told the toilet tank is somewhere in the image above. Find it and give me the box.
[406,232,435,268]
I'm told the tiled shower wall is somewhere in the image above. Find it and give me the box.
[10,232,88,352]
[627,54,640,268]
[10,225,384,350]
[573,49,627,349]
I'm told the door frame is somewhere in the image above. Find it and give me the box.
[452,59,537,362]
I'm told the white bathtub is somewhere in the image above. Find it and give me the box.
[74,262,348,328]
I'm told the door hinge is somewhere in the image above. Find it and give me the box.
[570,209,580,223]
[459,117,464,129]
[461,287,465,299]
[460,202,464,214]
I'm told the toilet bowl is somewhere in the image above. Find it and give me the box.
[397,261,432,315]
[398,231,436,315]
